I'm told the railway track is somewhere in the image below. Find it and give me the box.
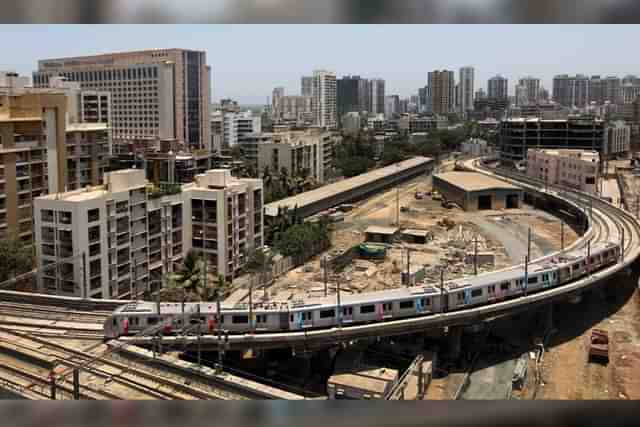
[0,328,244,400]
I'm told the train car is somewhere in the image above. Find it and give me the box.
[104,242,622,339]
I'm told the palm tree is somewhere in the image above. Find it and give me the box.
[166,250,204,300]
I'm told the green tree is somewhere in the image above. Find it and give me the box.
[0,238,33,283]
[166,250,204,300]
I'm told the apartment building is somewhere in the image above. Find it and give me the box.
[458,67,475,116]
[488,75,509,100]
[34,168,263,299]
[398,114,448,135]
[369,79,386,116]
[255,129,338,184]
[526,149,599,194]
[34,49,211,150]
[278,95,313,122]
[211,110,262,149]
[428,70,455,115]
[0,92,67,243]
[604,120,631,159]
[65,123,110,191]
[312,70,337,129]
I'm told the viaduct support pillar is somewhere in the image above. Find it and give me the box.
[448,326,463,360]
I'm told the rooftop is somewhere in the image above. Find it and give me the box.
[366,226,399,236]
[66,122,109,132]
[434,172,521,192]
[265,157,432,216]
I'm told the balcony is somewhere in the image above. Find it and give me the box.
[42,244,55,257]
[89,231,100,244]
[58,246,73,258]
[117,233,130,247]
[59,212,73,225]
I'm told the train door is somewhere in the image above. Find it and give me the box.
[341,307,354,324]
[279,312,290,330]
[294,311,313,329]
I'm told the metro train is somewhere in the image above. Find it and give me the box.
[103,241,621,339]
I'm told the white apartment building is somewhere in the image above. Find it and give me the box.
[256,129,338,184]
[34,169,263,299]
[211,110,262,149]
[312,70,337,129]
[459,66,475,116]
[278,95,313,121]
[604,120,631,158]
[526,149,599,194]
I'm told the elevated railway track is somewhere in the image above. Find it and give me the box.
[0,157,638,353]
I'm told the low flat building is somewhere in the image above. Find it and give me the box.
[526,149,599,194]
[265,157,433,219]
[365,226,399,244]
[433,172,523,211]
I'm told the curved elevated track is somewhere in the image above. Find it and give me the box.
[1,158,639,351]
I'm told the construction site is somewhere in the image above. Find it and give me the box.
[260,165,579,304]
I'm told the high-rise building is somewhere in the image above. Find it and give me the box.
[458,66,475,115]
[518,76,541,105]
[418,86,429,113]
[312,70,337,129]
[552,74,589,108]
[589,76,604,105]
[337,75,362,122]
[272,87,285,117]
[515,84,528,107]
[34,49,211,150]
[487,75,509,100]
[358,79,371,113]
[369,78,386,116]
[301,76,313,97]
[622,83,640,104]
[428,70,455,115]
[385,95,400,119]
[279,96,313,122]
[34,168,263,298]
[603,76,622,105]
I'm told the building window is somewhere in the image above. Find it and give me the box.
[88,208,100,223]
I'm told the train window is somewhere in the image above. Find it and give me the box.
[399,301,414,309]
[383,303,392,311]
[320,309,335,319]
[471,289,482,298]
[488,285,495,294]
[232,315,249,324]
[500,282,509,291]
[527,276,538,284]
[290,314,294,322]
[306,312,312,320]
[256,315,267,323]
[220,315,225,324]
[342,307,353,316]
[148,317,159,325]
[457,293,464,302]
[542,274,548,282]
[360,305,375,314]
[112,318,117,326]
[424,298,430,306]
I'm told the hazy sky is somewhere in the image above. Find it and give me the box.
[2,25,640,104]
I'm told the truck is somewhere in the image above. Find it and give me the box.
[588,329,609,364]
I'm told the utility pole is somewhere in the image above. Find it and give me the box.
[527,227,532,262]
[82,252,87,300]
[249,277,253,335]
[323,256,328,297]
[396,185,400,226]
[72,368,80,400]
[406,247,411,286]
[474,236,479,276]
[440,267,445,314]
[524,255,529,297]
[587,240,592,276]
[336,274,342,327]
